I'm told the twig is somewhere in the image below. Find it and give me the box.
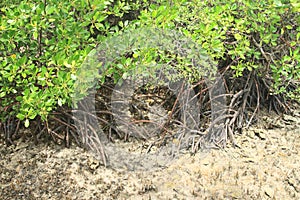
[246,76,260,128]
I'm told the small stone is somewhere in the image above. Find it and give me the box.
[253,128,267,140]
[87,157,100,170]
[247,130,255,139]
[283,114,298,123]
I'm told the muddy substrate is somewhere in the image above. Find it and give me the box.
[0,111,299,199]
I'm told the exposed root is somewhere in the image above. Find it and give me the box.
[0,68,297,170]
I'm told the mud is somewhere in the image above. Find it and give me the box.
[0,110,299,199]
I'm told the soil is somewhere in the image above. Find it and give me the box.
[0,109,299,199]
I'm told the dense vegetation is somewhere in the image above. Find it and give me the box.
[0,0,299,161]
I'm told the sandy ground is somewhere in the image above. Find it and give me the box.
[0,110,299,199]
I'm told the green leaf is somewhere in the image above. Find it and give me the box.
[58,98,63,106]
[33,31,38,40]
[234,33,242,41]
[0,91,6,98]
[17,113,25,120]
[24,119,29,128]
